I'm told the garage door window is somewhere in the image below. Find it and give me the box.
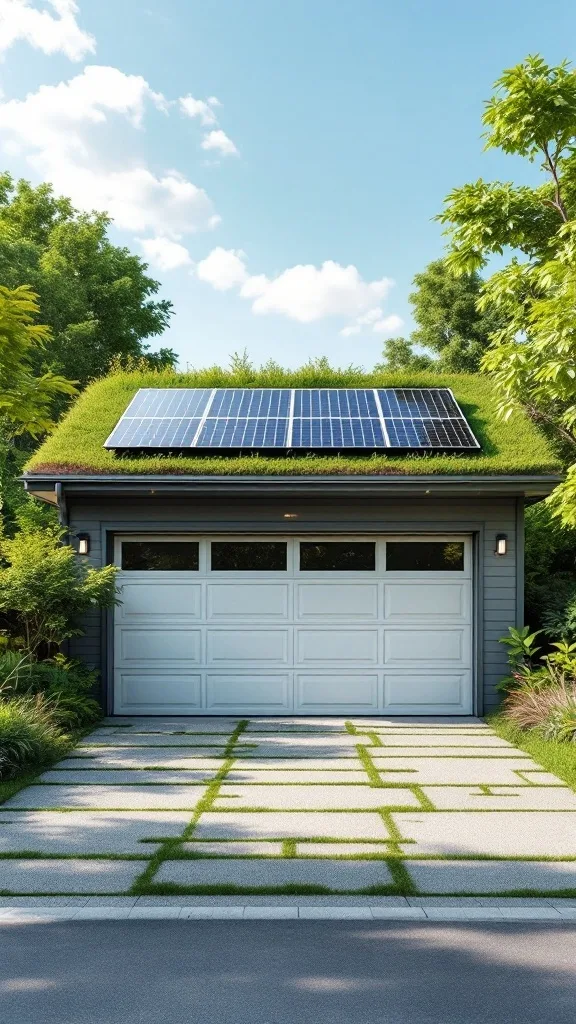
[386,541,464,572]
[211,541,287,571]
[299,541,376,571]
[121,541,199,571]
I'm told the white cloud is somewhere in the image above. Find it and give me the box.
[245,260,392,324]
[0,0,95,61]
[196,246,248,290]
[179,95,219,126]
[0,65,218,238]
[140,235,192,271]
[372,314,404,335]
[201,128,238,157]
[196,250,400,331]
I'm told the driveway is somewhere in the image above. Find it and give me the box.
[0,717,575,898]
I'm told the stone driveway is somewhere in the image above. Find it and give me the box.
[1,717,575,897]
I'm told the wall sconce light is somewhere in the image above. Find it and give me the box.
[77,533,90,556]
[283,513,298,519]
[495,533,507,556]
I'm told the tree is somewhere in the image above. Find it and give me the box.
[378,259,503,372]
[376,336,433,371]
[0,285,76,437]
[437,55,576,524]
[0,175,176,387]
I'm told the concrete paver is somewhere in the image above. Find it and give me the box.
[422,786,576,810]
[394,811,576,857]
[181,842,284,856]
[0,811,190,854]
[224,769,368,783]
[59,753,226,769]
[156,858,394,890]
[214,784,420,809]
[4,785,208,810]
[0,859,142,894]
[373,757,544,784]
[194,811,391,840]
[39,770,216,785]
[407,859,576,893]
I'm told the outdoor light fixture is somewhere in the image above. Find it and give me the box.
[495,534,507,556]
[283,513,298,519]
[77,533,90,556]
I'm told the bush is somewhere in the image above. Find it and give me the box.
[0,653,101,731]
[0,694,66,780]
[498,628,576,742]
[525,504,576,637]
[0,526,117,657]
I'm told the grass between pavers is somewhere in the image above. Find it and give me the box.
[488,716,576,791]
[130,721,249,894]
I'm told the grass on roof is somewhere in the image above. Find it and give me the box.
[25,365,561,477]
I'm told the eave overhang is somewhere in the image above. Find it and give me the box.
[22,472,562,505]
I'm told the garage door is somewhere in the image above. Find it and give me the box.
[113,535,473,716]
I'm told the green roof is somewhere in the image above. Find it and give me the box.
[25,368,561,478]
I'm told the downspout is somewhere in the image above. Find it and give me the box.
[55,482,69,538]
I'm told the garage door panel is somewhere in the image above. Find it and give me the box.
[117,582,202,623]
[207,583,289,620]
[296,674,378,710]
[118,629,201,665]
[206,674,291,710]
[115,672,202,713]
[296,584,379,620]
[296,629,379,665]
[385,583,469,622]
[384,628,469,666]
[207,629,290,665]
[384,672,471,712]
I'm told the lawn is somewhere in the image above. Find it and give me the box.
[25,367,560,477]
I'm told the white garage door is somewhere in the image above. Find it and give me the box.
[113,535,473,716]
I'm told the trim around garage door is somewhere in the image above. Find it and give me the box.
[103,527,481,717]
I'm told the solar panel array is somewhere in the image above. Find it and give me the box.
[104,387,480,452]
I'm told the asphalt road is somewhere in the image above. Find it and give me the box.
[1,921,575,1024]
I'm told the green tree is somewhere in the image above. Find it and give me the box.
[0,284,76,530]
[438,55,576,524]
[0,284,76,437]
[376,336,433,371]
[378,259,503,372]
[0,175,176,387]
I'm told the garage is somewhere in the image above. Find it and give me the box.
[113,534,473,716]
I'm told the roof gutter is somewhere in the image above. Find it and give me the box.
[23,472,562,503]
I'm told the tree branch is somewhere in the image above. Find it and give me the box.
[542,142,568,222]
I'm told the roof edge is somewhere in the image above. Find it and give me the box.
[22,472,563,501]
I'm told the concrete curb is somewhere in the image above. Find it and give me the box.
[1,905,576,923]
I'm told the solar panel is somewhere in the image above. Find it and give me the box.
[103,387,480,453]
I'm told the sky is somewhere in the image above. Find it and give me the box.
[1,1,575,371]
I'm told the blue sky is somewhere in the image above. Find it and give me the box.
[1,1,575,369]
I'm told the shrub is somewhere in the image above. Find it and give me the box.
[499,628,576,742]
[0,694,66,780]
[0,526,117,657]
[0,652,101,731]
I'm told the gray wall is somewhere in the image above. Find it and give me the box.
[66,494,521,715]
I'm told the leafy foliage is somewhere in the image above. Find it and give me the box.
[438,54,576,523]
[498,627,576,742]
[524,503,576,638]
[0,284,76,437]
[378,260,504,372]
[0,694,66,780]
[0,174,176,388]
[0,526,118,657]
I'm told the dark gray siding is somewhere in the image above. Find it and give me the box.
[67,494,520,714]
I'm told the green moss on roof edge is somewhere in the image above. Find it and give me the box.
[25,369,561,478]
